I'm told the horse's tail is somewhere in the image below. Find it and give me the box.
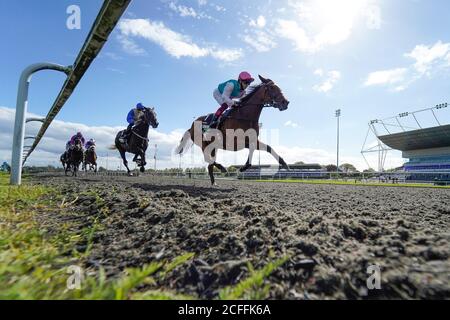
[175,129,192,155]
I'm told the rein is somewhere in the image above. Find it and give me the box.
[226,84,272,122]
[132,130,149,142]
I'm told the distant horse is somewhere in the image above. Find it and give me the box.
[110,107,159,175]
[65,138,84,177]
[175,75,290,185]
[83,145,98,172]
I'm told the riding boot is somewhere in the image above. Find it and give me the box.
[209,103,228,130]
[120,124,133,144]
[209,115,220,129]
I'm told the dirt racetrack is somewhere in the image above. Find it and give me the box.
[31,173,450,299]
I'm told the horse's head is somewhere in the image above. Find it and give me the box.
[73,138,82,151]
[259,75,290,111]
[141,107,159,129]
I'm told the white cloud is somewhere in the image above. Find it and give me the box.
[364,41,450,91]
[313,70,341,93]
[103,52,123,60]
[314,68,324,77]
[117,19,242,62]
[364,68,408,87]
[106,67,125,74]
[405,41,450,75]
[116,34,146,56]
[168,2,212,20]
[364,5,382,29]
[214,5,226,12]
[241,31,277,52]
[249,15,266,28]
[276,0,381,53]
[276,19,316,53]
[198,0,207,6]
[284,120,299,128]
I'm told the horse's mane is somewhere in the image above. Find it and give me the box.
[239,83,264,105]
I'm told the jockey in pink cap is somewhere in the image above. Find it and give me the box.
[209,71,255,129]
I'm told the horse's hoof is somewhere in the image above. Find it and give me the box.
[240,164,250,173]
[140,167,145,173]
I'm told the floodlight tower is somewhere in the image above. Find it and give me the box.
[335,109,341,173]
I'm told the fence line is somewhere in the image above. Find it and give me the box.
[10,0,131,185]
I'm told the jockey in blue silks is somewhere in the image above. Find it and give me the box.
[119,103,146,143]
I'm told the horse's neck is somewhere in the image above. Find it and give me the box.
[240,94,264,121]
[135,122,149,137]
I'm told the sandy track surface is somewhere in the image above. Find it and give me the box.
[32,174,450,299]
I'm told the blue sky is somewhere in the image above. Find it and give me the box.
[1,0,450,169]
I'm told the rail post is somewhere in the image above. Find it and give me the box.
[10,63,72,185]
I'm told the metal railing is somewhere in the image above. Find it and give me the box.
[10,0,131,185]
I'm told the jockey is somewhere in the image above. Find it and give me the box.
[209,71,255,129]
[85,139,96,150]
[66,132,85,157]
[119,103,146,143]
[69,132,85,147]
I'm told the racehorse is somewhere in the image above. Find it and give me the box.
[111,107,159,175]
[175,75,290,185]
[65,138,84,177]
[83,145,98,172]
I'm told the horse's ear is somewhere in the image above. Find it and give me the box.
[258,75,268,83]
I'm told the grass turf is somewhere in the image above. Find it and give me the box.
[0,172,285,299]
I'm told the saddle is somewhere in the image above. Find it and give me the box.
[202,108,234,131]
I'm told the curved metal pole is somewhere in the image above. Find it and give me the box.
[10,63,71,185]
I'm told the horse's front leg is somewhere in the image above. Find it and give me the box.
[203,146,218,185]
[134,146,146,172]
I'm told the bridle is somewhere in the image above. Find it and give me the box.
[132,130,149,142]
[130,109,154,142]
[240,83,282,109]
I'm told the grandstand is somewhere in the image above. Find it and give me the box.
[236,163,327,180]
[372,104,450,183]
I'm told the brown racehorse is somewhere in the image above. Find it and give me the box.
[83,146,98,172]
[175,75,290,185]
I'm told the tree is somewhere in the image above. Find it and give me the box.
[185,167,206,174]
[325,164,338,172]
[294,161,305,165]
[339,163,358,173]
[227,166,238,173]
